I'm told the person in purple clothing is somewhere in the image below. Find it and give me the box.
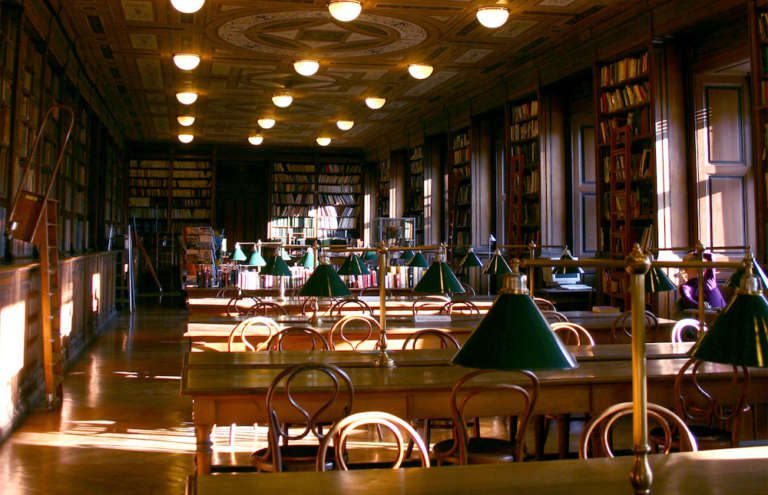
[676,251,727,311]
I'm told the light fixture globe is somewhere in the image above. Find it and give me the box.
[248,135,264,145]
[408,63,433,80]
[364,97,386,109]
[178,133,194,143]
[328,0,362,22]
[176,91,198,105]
[172,53,201,71]
[294,59,320,76]
[170,0,205,14]
[336,120,354,131]
[316,136,332,146]
[258,118,276,129]
[177,115,195,126]
[476,6,510,29]
[272,94,293,108]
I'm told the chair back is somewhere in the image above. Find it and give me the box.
[227,316,280,352]
[327,297,374,317]
[533,297,557,311]
[579,402,698,459]
[262,363,354,472]
[316,411,430,471]
[246,300,288,317]
[445,369,539,464]
[550,322,595,346]
[328,314,381,350]
[226,294,260,317]
[441,300,480,316]
[401,328,460,350]
[611,310,658,343]
[541,310,569,323]
[670,318,707,343]
[266,326,330,351]
[674,358,750,447]
[412,295,451,316]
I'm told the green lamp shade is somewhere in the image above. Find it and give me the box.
[483,252,512,275]
[300,263,351,297]
[402,250,415,263]
[246,248,267,267]
[691,293,768,368]
[408,252,429,268]
[452,292,577,370]
[645,265,676,293]
[554,248,584,275]
[231,244,247,262]
[337,254,370,276]
[299,251,315,269]
[363,250,378,263]
[414,261,465,295]
[264,255,292,277]
[460,249,483,268]
[280,248,292,260]
[727,260,768,290]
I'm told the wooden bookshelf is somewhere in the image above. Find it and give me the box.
[507,95,541,250]
[316,163,361,240]
[405,145,424,244]
[450,128,471,253]
[751,2,768,263]
[377,158,390,218]
[595,48,654,305]
[269,162,315,244]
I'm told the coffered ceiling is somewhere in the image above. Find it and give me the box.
[52,1,687,149]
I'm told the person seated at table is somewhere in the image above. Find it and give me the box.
[675,251,726,315]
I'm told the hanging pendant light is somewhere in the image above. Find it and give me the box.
[316,137,332,146]
[176,91,198,105]
[476,6,510,29]
[364,97,386,109]
[177,115,195,126]
[336,120,354,131]
[170,0,205,14]
[172,53,201,71]
[178,133,194,143]
[248,135,264,146]
[328,0,362,22]
[258,118,276,129]
[294,59,320,76]
[408,64,434,80]
[272,94,293,108]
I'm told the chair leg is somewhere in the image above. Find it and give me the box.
[557,415,570,459]
[533,415,548,460]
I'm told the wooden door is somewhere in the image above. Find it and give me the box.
[571,114,597,257]
[215,161,269,244]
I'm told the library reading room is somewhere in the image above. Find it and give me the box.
[2,1,768,494]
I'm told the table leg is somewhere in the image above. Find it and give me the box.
[195,423,213,475]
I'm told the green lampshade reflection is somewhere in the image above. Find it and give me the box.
[363,250,378,263]
[299,263,351,297]
[727,259,768,290]
[337,254,370,276]
[408,252,429,268]
[264,255,292,277]
[453,286,577,371]
[691,292,768,367]
[553,247,584,275]
[402,250,415,263]
[246,248,267,267]
[483,250,512,275]
[231,243,247,262]
[299,250,315,269]
[460,248,483,268]
[414,261,465,295]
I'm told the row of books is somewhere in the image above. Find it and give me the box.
[318,175,361,185]
[598,109,650,144]
[317,217,357,230]
[455,183,471,205]
[510,120,539,142]
[318,193,356,205]
[173,161,210,170]
[129,186,167,197]
[129,178,167,188]
[511,141,538,163]
[271,217,314,228]
[518,203,540,226]
[453,146,470,164]
[273,173,314,183]
[602,149,651,183]
[272,205,311,216]
[276,183,314,193]
[172,198,210,208]
[454,163,471,180]
[318,163,362,174]
[273,193,314,205]
[599,83,650,113]
[759,12,768,42]
[316,205,358,218]
[317,184,360,193]
[409,159,424,174]
[408,174,423,191]
[599,52,648,87]
[172,189,211,198]
[130,160,171,170]
[171,169,211,179]
[129,169,169,178]
[453,132,469,150]
[523,169,540,194]
[453,229,470,247]
[172,209,210,219]
[609,191,653,219]
[410,146,423,161]
[454,208,470,228]
[128,197,167,208]
[274,163,315,173]
[510,100,539,122]
[173,179,210,188]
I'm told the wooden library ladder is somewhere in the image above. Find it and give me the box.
[6,104,75,409]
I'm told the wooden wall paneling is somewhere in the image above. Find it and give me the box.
[390,149,407,219]
[541,89,567,249]
[471,116,492,261]
[424,133,445,245]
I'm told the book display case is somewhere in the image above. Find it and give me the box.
[377,158,390,218]
[405,145,424,244]
[507,95,541,249]
[595,49,654,304]
[450,129,471,252]
[751,2,768,263]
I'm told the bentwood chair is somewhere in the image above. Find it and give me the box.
[412,295,452,316]
[328,314,381,351]
[670,318,707,343]
[433,369,539,465]
[316,411,430,471]
[550,322,595,346]
[326,298,374,317]
[533,297,557,311]
[266,326,330,351]
[401,328,461,350]
[441,300,481,316]
[541,310,569,323]
[611,310,658,343]
[227,316,280,352]
[245,300,288,317]
[580,402,698,458]
[252,363,355,472]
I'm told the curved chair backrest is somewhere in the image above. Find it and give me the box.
[412,295,451,316]
[227,316,280,352]
[262,363,355,473]
[541,310,569,323]
[266,326,330,351]
[674,358,750,448]
[444,369,539,465]
[328,314,381,351]
[327,297,374,317]
[550,322,595,346]
[301,296,319,317]
[670,318,707,343]
[226,294,261,317]
[441,300,480,316]
[533,297,557,311]
[460,282,477,297]
[316,411,430,471]
[611,310,658,343]
[401,328,461,350]
[246,300,288,317]
[579,402,698,459]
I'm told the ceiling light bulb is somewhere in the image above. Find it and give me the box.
[176,91,198,105]
[272,94,293,108]
[408,64,434,80]
[173,53,201,71]
[294,59,320,76]
[365,97,386,109]
[336,120,354,131]
[328,0,362,22]
[316,137,332,146]
[170,0,205,14]
[476,6,510,29]
[178,133,194,143]
[258,118,276,129]
[177,115,195,126]
[248,135,264,145]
